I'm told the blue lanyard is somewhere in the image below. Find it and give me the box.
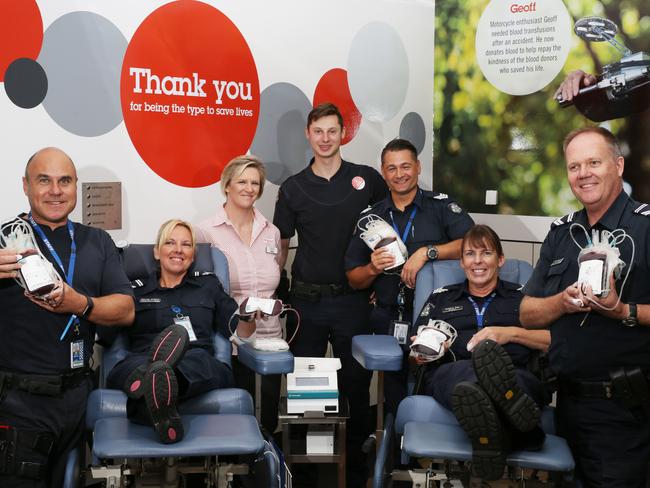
[467,293,496,329]
[388,207,417,244]
[28,214,77,286]
[28,214,78,340]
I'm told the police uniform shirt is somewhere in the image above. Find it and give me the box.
[523,190,650,381]
[0,219,133,374]
[414,279,531,367]
[273,159,388,285]
[130,270,237,354]
[344,188,474,310]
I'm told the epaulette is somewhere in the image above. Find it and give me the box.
[433,192,449,200]
[193,271,214,277]
[131,279,145,288]
[634,203,650,217]
[551,212,575,228]
[432,287,448,294]
[419,302,433,317]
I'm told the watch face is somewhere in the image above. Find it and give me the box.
[622,317,638,327]
[427,246,438,260]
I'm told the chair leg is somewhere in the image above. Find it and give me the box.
[163,457,178,488]
[255,372,262,423]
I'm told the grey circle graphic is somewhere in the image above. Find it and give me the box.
[38,12,127,136]
[348,22,409,123]
[4,58,48,109]
[399,112,426,155]
[250,82,312,185]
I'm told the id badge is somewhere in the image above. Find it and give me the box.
[390,320,410,345]
[174,315,198,341]
[70,340,84,369]
[265,245,278,255]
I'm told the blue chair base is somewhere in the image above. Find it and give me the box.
[93,414,265,458]
[371,395,574,487]
[403,421,575,473]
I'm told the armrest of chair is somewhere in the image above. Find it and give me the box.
[100,333,130,387]
[352,335,403,372]
[86,389,128,430]
[394,395,458,434]
[214,333,232,368]
[236,343,294,375]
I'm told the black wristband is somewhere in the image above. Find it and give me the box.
[80,295,94,319]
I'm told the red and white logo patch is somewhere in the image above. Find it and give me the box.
[351,176,365,190]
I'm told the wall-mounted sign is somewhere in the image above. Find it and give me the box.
[82,182,122,230]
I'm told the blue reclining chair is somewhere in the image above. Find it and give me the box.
[353,259,575,488]
[64,243,292,488]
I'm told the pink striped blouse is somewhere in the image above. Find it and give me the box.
[196,206,282,344]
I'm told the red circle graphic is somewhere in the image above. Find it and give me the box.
[313,68,362,145]
[121,0,260,187]
[0,0,43,82]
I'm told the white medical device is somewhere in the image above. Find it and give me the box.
[287,357,341,414]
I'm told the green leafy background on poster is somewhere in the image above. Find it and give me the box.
[433,0,650,216]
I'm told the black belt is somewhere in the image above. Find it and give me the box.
[292,280,353,298]
[0,369,90,397]
[562,378,616,399]
[562,371,650,400]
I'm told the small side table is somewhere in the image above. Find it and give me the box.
[278,398,349,488]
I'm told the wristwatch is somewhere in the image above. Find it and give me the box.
[80,295,94,319]
[622,303,638,327]
[426,245,439,261]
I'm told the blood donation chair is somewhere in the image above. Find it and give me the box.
[352,259,575,487]
[63,243,293,488]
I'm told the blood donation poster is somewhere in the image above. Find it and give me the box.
[0,0,434,241]
[434,0,650,217]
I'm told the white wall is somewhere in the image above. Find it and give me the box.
[1,0,435,244]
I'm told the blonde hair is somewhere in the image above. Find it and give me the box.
[154,219,196,254]
[220,155,266,198]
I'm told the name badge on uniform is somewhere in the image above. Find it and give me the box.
[265,245,278,255]
[442,305,464,313]
[389,320,410,345]
[174,315,197,342]
[70,340,84,369]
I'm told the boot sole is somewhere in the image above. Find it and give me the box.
[473,339,540,432]
[452,381,506,481]
[144,361,184,444]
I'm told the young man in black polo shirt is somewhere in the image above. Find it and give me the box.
[345,138,474,415]
[273,103,387,488]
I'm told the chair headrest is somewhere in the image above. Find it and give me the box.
[120,243,214,280]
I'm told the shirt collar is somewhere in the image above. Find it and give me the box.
[573,190,630,231]
[210,204,229,226]
[209,204,269,233]
[307,158,349,182]
[387,187,423,213]
[450,278,507,301]
[594,190,630,230]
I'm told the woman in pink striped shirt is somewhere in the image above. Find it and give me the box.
[196,155,282,433]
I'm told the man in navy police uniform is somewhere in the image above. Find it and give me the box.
[0,147,134,487]
[345,138,474,415]
[520,127,650,488]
